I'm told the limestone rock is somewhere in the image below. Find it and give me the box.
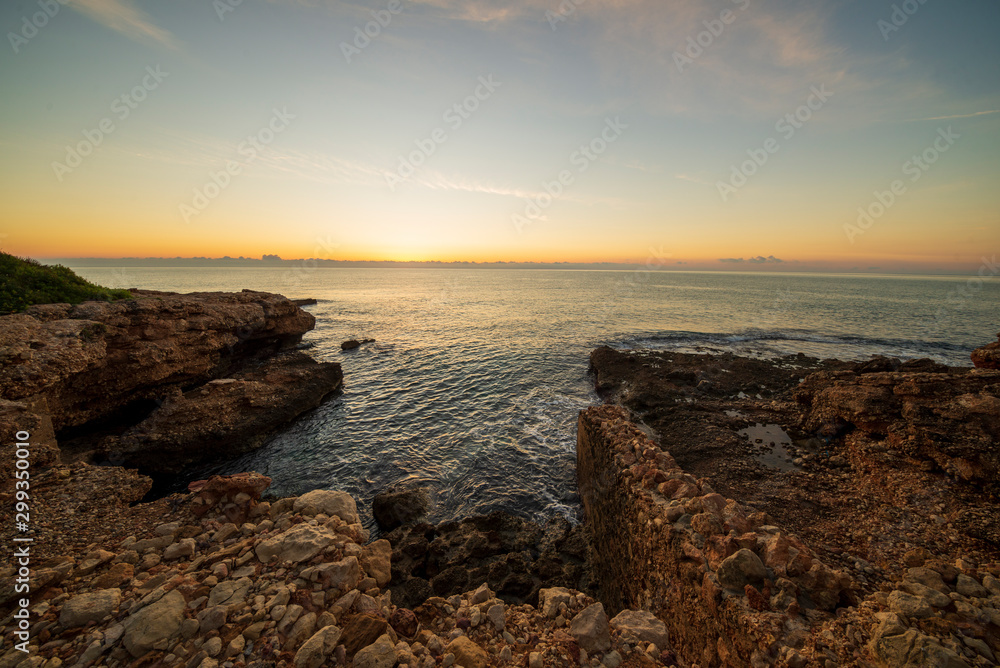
[255,523,337,563]
[342,615,389,658]
[294,490,360,524]
[122,589,186,657]
[539,587,574,618]
[972,333,1000,369]
[569,602,611,653]
[610,609,669,651]
[360,539,392,588]
[208,577,252,607]
[887,591,933,619]
[446,636,488,668]
[163,537,195,560]
[59,589,122,627]
[295,624,342,668]
[353,633,395,668]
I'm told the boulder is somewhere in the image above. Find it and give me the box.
[208,577,252,607]
[446,635,488,668]
[0,290,339,474]
[353,633,395,668]
[116,352,342,474]
[59,589,122,627]
[255,523,337,564]
[342,615,389,658]
[610,609,669,651]
[716,549,766,591]
[372,483,430,530]
[294,625,342,668]
[972,333,1000,369]
[293,490,360,524]
[360,539,392,588]
[122,589,186,657]
[569,602,611,653]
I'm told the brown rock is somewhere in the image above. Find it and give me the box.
[446,635,488,668]
[389,608,419,638]
[340,614,388,658]
[972,333,1000,369]
[91,562,134,589]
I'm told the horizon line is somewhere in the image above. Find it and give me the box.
[28,255,981,277]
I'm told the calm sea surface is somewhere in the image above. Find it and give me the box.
[70,267,999,531]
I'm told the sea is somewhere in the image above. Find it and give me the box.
[70,266,999,532]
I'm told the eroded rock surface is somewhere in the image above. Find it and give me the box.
[0,290,341,472]
[584,341,1000,666]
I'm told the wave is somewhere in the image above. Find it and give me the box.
[610,328,973,363]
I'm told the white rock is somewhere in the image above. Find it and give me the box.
[294,490,360,524]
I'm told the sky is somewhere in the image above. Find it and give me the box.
[0,0,998,272]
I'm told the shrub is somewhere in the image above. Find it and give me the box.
[0,253,132,314]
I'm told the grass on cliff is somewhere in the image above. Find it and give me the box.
[0,252,132,314]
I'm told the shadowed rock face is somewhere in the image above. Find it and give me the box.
[0,289,341,473]
[384,511,593,609]
[108,352,343,474]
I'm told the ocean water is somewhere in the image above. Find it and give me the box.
[70,266,999,531]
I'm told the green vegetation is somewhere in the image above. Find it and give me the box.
[0,252,132,314]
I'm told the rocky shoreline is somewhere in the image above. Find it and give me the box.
[0,290,342,476]
[1,289,998,667]
[582,337,1000,666]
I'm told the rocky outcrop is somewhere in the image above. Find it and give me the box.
[972,332,1000,369]
[0,471,672,668]
[373,482,431,530]
[110,351,342,473]
[0,290,342,472]
[578,405,854,667]
[795,366,1000,484]
[384,512,593,610]
[586,340,1000,667]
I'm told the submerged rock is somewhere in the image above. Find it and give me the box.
[372,482,431,530]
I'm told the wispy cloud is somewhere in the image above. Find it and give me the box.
[70,0,177,50]
[901,109,1000,122]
